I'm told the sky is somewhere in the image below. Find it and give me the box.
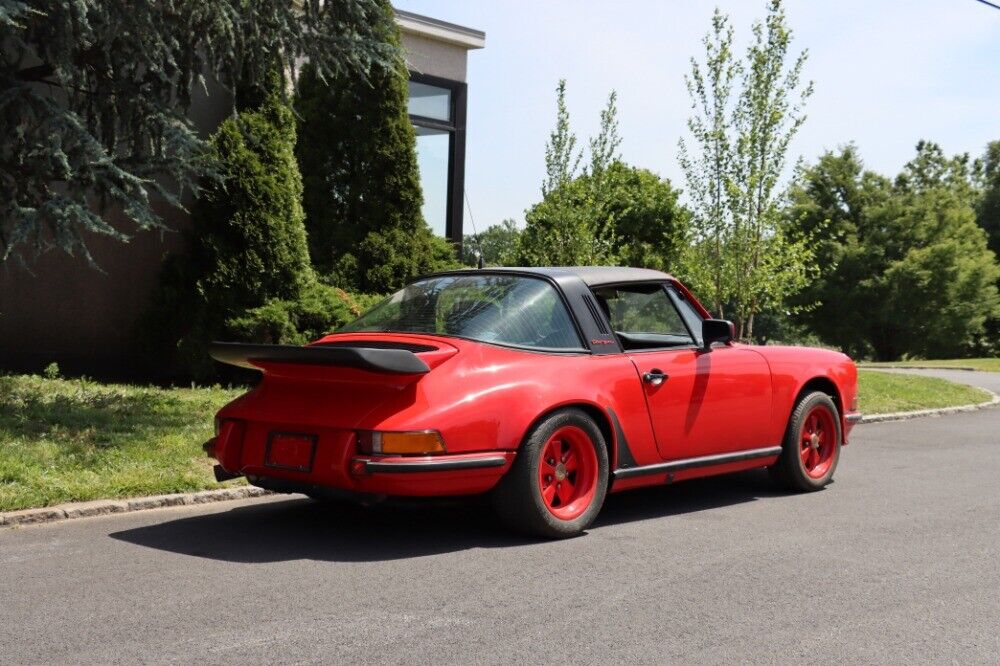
[393,0,1000,233]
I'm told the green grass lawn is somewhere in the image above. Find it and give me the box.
[862,358,1000,373]
[857,369,990,415]
[0,374,243,512]
[0,369,992,513]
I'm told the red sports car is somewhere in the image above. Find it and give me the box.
[207,267,860,538]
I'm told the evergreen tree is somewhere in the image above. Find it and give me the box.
[294,0,454,293]
[146,81,315,377]
[0,0,395,266]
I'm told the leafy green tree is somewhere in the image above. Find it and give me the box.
[294,0,455,293]
[977,140,1000,258]
[516,163,689,269]
[145,83,315,377]
[520,81,682,267]
[462,220,522,267]
[788,143,1000,360]
[0,0,395,266]
[679,0,814,339]
[516,181,617,266]
[975,141,1000,354]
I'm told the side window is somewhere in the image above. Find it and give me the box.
[668,286,704,346]
[591,283,695,350]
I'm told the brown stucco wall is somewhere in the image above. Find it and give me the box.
[0,204,192,377]
[0,79,231,377]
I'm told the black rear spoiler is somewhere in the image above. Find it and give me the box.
[209,342,430,375]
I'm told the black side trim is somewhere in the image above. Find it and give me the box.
[612,446,782,480]
[209,342,430,375]
[361,456,507,473]
[606,407,638,469]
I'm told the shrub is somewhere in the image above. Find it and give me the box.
[226,283,383,346]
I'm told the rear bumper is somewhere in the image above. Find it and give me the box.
[209,430,516,496]
[356,455,508,474]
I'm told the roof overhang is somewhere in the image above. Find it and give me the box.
[394,8,485,50]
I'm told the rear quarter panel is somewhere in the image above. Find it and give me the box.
[217,335,662,469]
[366,339,661,467]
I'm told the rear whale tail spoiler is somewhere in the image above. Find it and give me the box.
[209,342,431,375]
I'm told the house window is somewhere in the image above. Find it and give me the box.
[407,73,466,243]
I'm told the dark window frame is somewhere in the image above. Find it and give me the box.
[407,71,467,245]
[589,281,701,354]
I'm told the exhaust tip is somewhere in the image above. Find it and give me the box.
[213,464,243,483]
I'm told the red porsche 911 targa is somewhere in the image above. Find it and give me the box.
[206,267,860,538]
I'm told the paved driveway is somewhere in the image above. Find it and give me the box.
[2,371,998,665]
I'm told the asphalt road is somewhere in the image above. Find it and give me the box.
[2,369,998,665]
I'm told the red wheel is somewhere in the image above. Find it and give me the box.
[492,409,609,538]
[770,391,841,491]
[799,404,836,479]
[537,425,600,521]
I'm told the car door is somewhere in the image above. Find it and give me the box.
[591,282,772,461]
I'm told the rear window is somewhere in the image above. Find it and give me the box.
[340,274,584,351]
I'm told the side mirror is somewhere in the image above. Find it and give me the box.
[702,319,735,351]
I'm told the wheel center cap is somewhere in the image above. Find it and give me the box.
[810,433,820,449]
[554,463,567,481]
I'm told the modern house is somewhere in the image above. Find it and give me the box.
[0,9,485,376]
[399,9,485,241]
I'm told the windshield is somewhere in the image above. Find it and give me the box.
[339,274,584,351]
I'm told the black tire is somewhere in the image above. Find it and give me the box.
[770,391,841,492]
[491,408,609,539]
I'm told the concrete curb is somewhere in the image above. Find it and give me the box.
[859,389,1000,424]
[0,486,272,529]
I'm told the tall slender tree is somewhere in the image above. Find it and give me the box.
[589,91,622,177]
[678,9,738,318]
[679,0,814,339]
[542,80,582,197]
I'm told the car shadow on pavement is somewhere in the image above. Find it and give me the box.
[109,469,783,563]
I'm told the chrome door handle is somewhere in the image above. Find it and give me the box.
[643,369,668,386]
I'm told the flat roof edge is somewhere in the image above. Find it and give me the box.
[394,8,486,49]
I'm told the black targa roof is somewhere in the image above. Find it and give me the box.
[432,266,675,287]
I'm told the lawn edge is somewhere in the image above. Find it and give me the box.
[0,486,273,529]
[858,364,979,372]
[859,387,1000,424]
